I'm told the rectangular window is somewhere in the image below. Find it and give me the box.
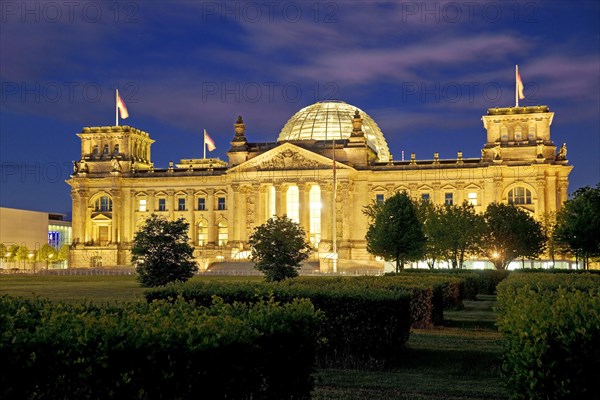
[197,197,206,211]
[178,198,186,211]
[444,193,453,206]
[421,193,430,202]
[217,197,226,210]
[376,194,385,203]
[158,198,166,211]
[467,192,478,206]
[139,199,147,212]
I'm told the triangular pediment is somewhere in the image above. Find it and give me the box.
[91,213,112,221]
[227,142,354,173]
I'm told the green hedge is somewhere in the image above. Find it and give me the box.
[0,295,320,400]
[146,279,412,367]
[398,269,511,296]
[496,274,600,400]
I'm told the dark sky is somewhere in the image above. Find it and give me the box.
[1,1,599,216]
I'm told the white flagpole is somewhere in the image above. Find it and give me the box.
[515,65,519,108]
[115,89,119,126]
[203,129,206,159]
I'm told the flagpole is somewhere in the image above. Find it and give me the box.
[203,129,206,159]
[332,138,337,273]
[515,65,519,108]
[115,89,119,126]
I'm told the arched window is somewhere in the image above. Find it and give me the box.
[114,144,120,155]
[286,186,299,223]
[217,221,228,246]
[508,187,532,205]
[309,185,321,247]
[92,145,99,156]
[103,144,109,155]
[197,220,208,246]
[95,196,112,212]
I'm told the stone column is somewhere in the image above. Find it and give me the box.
[110,189,121,243]
[187,189,196,243]
[147,190,155,213]
[71,190,81,243]
[167,190,175,220]
[206,189,216,245]
[456,182,465,205]
[536,179,546,216]
[546,175,557,213]
[558,180,569,208]
[320,183,333,243]
[229,185,240,247]
[253,184,263,226]
[274,183,286,217]
[298,183,311,237]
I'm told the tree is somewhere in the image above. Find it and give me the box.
[481,203,546,270]
[554,184,600,269]
[37,244,58,270]
[364,192,426,272]
[540,211,558,267]
[249,216,312,282]
[416,200,444,269]
[436,202,485,269]
[132,215,197,287]
[57,244,70,263]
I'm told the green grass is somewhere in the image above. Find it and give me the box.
[313,295,506,400]
[0,275,506,399]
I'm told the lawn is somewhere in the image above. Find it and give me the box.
[0,275,506,399]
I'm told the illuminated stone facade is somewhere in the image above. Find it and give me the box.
[67,101,572,271]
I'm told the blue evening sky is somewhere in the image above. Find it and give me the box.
[1,1,599,216]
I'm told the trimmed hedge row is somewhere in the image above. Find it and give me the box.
[146,279,412,367]
[398,269,511,296]
[0,295,320,400]
[496,273,600,400]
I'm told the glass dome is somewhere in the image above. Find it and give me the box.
[277,100,391,162]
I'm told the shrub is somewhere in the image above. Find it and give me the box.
[496,274,600,400]
[0,295,319,400]
[147,279,412,368]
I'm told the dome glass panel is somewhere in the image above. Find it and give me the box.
[277,101,391,162]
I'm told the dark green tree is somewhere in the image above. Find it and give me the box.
[437,202,485,269]
[554,184,600,269]
[481,203,546,270]
[132,215,197,287]
[249,216,312,282]
[364,192,426,272]
[417,200,444,269]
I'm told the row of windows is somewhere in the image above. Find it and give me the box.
[375,188,532,207]
[138,197,227,212]
[376,192,476,206]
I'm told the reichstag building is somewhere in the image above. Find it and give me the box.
[68,101,572,271]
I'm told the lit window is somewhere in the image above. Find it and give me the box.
[376,194,385,203]
[217,197,226,210]
[95,196,112,212]
[268,186,276,217]
[197,220,208,246]
[197,198,206,211]
[217,221,228,246]
[467,192,478,206]
[445,193,453,206]
[286,186,299,223]
[178,198,186,211]
[508,187,532,205]
[309,185,321,247]
[139,199,147,212]
[421,193,430,202]
[158,198,166,211]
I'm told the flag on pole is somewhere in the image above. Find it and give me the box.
[116,90,129,119]
[516,67,525,100]
[204,129,216,151]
